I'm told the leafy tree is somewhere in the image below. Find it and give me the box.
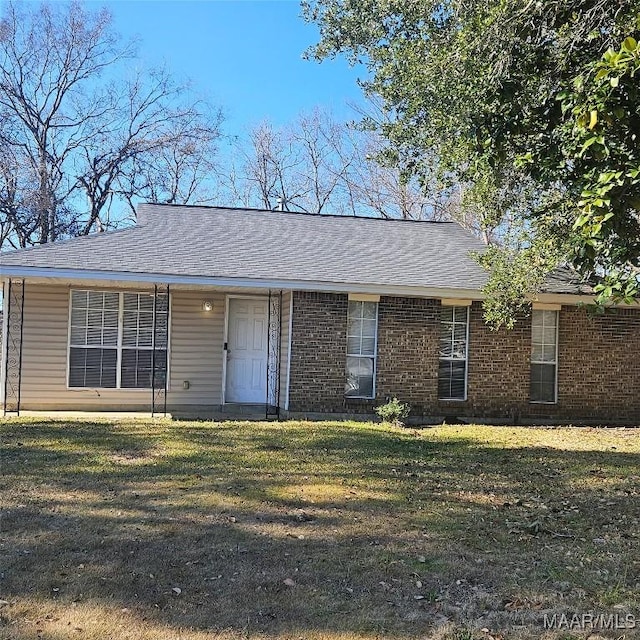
[303,0,640,324]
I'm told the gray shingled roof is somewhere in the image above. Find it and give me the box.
[0,204,492,291]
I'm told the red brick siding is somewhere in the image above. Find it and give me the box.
[288,291,349,412]
[465,304,531,419]
[554,306,640,422]
[287,292,640,423]
[376,297,440,411]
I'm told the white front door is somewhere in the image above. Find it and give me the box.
[225,297,269,404]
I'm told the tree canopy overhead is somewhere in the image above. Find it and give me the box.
[303,0,640,324]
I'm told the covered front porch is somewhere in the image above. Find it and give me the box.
[1,277,292,419]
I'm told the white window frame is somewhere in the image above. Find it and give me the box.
[530,309,558,404]
[438,304,469,401]
[345,300,379,399]
[67,289,171,390]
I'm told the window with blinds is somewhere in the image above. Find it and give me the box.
[121,292,168,388]
[345,300,378,398]
[68,290,168,389]
[438,305,469,400]
[530,309,558,403]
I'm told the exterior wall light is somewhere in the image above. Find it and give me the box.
[202,300,213,312]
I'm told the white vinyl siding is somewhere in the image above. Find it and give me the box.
[438,305,469,400]
[69,289,168,389]
[10,284,225,410]
[530,309,558,403]
[345,300,378,398]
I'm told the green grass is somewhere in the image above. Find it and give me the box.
[0,418,639,639]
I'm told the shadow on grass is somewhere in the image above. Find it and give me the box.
[1,419,639,639]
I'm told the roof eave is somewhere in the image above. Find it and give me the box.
[0,264,486,300]
[3,265,617,306]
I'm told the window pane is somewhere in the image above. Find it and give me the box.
[531,344,544,361]
[123,293,139,311]
[438,360,466,400]
[532,325,543,344]
[439,336,453,358]
[121,293,167,350]
[362,302,377,319]
[86,325,103,346]
[70,324,87,345]
[348,300,361,316]
[360,336,376,356]
[347,317,362,336]
[542,344,556,362]
[71,306,87,326]
[137,329,153,348]
[72,290,88,309]
[102,327,118,346]
[440,306,453,322]
[530,363,556,402]
[121,349,150,388]
[123,310,138,330]
[543,327,557,346]
[361,318,377,337]
[121,349,167,389]
[452,340,466,359]
[543,310,557,328]
[122,328,137,348]
[345,356,374,398]
[69,347,117,388]
[138,295,154,313]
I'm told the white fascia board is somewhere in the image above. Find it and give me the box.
[0,265,485,300]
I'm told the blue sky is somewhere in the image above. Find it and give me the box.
[96,0,366,134]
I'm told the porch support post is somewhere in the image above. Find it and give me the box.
[265,289,282,420]
[3,278,25,416]
[151,284,170,417]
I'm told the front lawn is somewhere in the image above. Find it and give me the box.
[1,419,639,639]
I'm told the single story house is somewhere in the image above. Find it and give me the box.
[1,203,638,424]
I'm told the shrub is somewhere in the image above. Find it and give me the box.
[375,397,411,426]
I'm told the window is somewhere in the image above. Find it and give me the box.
[438,305,469,400]
[69,290,168,389]
[530,309,558,403]
[345,300,378,398]
[69,291,119,388]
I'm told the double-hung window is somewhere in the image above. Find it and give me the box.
[69,290,168,389]
[530,309,558,403]
[438,305,469,400]
[345,300,378,398]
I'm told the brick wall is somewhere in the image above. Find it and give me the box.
[287,292,640,424]
[288,291,349,412]
[553,306,640,422]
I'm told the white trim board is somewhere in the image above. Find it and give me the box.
[4,265,637,308]
[0,266,485,301]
